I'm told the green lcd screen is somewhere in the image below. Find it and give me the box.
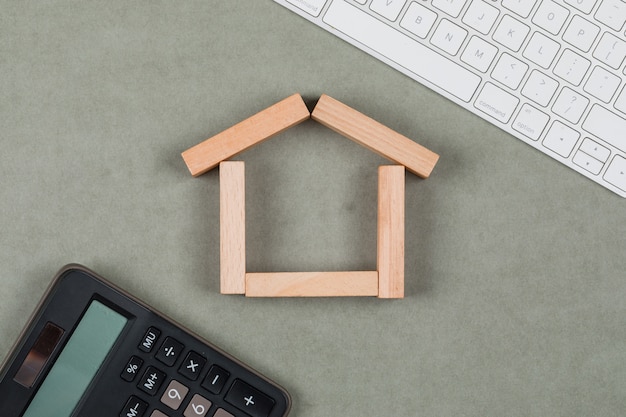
[22,300,128,417]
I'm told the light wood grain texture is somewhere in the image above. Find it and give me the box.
[245,271,379,297]
[311,94,439,178]
[220,161,246,294]
[377,165,405,299]
[182,93,310,177]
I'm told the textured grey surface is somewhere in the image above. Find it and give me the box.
[1,2,625,416]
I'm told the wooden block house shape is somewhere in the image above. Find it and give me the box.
[182,94,439,298]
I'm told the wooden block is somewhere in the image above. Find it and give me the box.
[182,93,310,177]
[311,94,439,178]
[220,161,246,294]
[245,271,379,297]
[377,165,405,299]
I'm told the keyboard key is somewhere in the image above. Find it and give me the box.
[553,49,591,86]
[583,104,626,153]
[522,70,559,107]
[138,367,167,396]
[615,86,626,114]
[462,0,499,34]
[604,155,626,192]
[120,396,148,417]
[563,15,600,52]
[400,2,437,38]
[225,379,275,417]
[584,66,621,102]
[461,36,498,72]
[492,53,528,89]
[579,138,610,162]
[432,0,467,18]
[493,14,530,52]
[595,0,626,31]
[150,411,169,417]
[156,337,185,367]
[574,149,604,174]
[370,0,407,21]
[161,380,189,411]
[564,0,597,14]
[202,365,230,394]
[121,355,144,382]
[552,86,590,124]
[323,0,481,102]
[502,0,537,18]
[474,82,520,123]
[213,409,235,417]
[532,0,569,35]
[513,103,550,140]
[523,32,560,68]
[593,32,626,69]
[138,327,161,353]
[543,121,580,158]
[178,351,207,381]
[183,394,212,417]
[431,19,468,55]
[284,0,327,17]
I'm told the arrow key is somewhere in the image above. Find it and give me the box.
[604,155,626,192]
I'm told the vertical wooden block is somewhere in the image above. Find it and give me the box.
[377,165,405,299]
[220,161,246,294]
[245,271,379,297]
[182,94,310,177]
[311,94,439,178]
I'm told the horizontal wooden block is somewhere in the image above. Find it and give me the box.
[182,93,310,177]
[245,271,379,297]
[311,94,439,178]
[220,161,246,294]
[377,165,405,299]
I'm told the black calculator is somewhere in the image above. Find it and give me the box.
[0,264,291,417]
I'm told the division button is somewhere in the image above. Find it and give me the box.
[224,379,275,417]
[155,337,185,367]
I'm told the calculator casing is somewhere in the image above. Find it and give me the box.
[0,264,291,417]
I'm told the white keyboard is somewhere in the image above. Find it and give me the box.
[272,0,626,198]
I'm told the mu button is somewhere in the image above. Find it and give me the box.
[224,379,275,417]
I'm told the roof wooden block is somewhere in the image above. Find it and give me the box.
[377,165,405,299]
[245,271,379,297]
[182,93,310,177]
[311,94,439,178]
[219,161,246,294]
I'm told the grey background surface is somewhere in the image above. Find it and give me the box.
[1,2,625,416]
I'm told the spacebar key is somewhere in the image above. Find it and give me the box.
[323,0,481,102]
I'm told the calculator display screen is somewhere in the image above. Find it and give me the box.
[22,300,128,417]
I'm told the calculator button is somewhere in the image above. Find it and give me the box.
[201,365,230,395]
[139,327,161,353]
[224,379,275,417]
[150,411,170,417]
[161,380,189,410]
[138,366,167,396]
[183,393,212,417]
[213,409,235,417]
[121,356,144,382]
[178,351,207,381]
[120,395,148,417]
[155,337,185,367]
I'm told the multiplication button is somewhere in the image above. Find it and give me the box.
[225,379,275,417]
[178,351,206,381]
